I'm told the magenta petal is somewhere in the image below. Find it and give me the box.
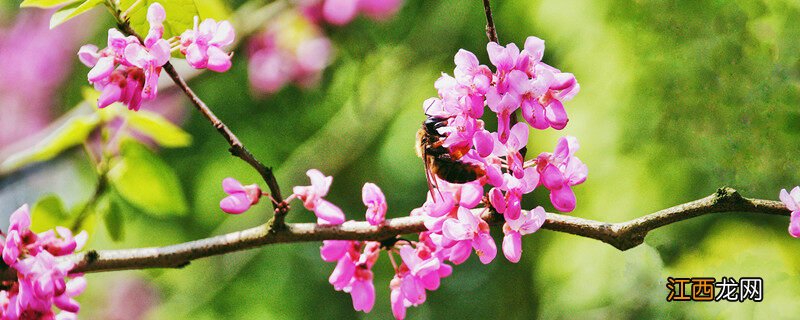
[222,177,246,194]
[420,271,441,290]
[210,21,235,46]
[315,199,345,225]
[504,194,521,220]
[329,257,356,290]
[351,279,375,312]
[442,219,470,241]
[206,45,232,72]
[781,189,798,211]
[391,288,407,320]
[323,0,358,25]
[474,233,497,264]
[790,213,800,238]
[147,3,166,24]
[87,56,115,82]
[485,163,504,187]
[401,276,425,304]
[473,129,494,158]
[502,232,522,263]
[185,43,207,69]
[448,240,472,264]
[77,44,100,67]
[459,182,483,208]
[320,240,349,262]
[220,193,251,214]
[425,194,455,217]
[3,232,20,266]
[10,204,31,231]
[550,186,576,212]
[545,100,568,130]
[540,164,565,190]
[524,36,545,62]
[489,188,506,214]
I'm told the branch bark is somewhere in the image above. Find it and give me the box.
[482,0,498,43]
[0,187,784,280]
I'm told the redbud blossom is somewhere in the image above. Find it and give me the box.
[179,17,236,72]
[362,183,387,225]
[248,10,332,93]
[293,169,345,224]
[301,0,403,25]
[780,187,800,237]
[0,205,87,319]
[219,178,262,214]
[441,208,496,264]
[502,207,546,263]
[78,3,170,111]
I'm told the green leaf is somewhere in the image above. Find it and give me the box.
[102,197,125,241]
[0,113,100,174]
[120,0,198,39]
[30,195,70,233]
[50,0,104,29]
[108,140,188,216]
[126,110,192,148]
[194,0,230,20]
[20,0,79,8]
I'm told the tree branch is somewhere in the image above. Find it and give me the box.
[0,187,784,280]
[482,0,498,43]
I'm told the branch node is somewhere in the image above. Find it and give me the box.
[714,186,743,204]
[85,250,99,264]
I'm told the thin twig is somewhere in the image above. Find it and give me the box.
[482,0,498,43]
[114,22,288,223]
[0,187,785,280]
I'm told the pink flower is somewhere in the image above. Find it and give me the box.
[362,183,387,225]
[306,0,404,25]
[78,4,171,110]
[0,204,88,318]
[323,241,379,313]
[322,0,359,25]
[359,0,403,20]
[293,169,345,224]
[502,207,546,262]
[3,205,36,267]
[454,49,492,95]
[486,86,521,143]
[39,227,88,257]
[536,136,587,212]
[219,178,262,214]
[780,187,800,237]
[179,17,235,72]
[441,208,496,264]
[397,245,441,304]
[247,11,332,93]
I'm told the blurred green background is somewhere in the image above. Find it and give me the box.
[2,0,800,318]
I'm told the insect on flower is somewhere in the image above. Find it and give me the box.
[415,113,486,188]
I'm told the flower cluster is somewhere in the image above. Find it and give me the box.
[222,36,583,319]
[79,3,234,111]
[780,187,800,237]
[300,0,403,25]
[247,0,403,94]
[247,11,332,94]
[0,205,88,319]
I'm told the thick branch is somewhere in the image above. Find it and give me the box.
[0,187,785,280]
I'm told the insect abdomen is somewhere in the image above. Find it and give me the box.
[431,157,485,184]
